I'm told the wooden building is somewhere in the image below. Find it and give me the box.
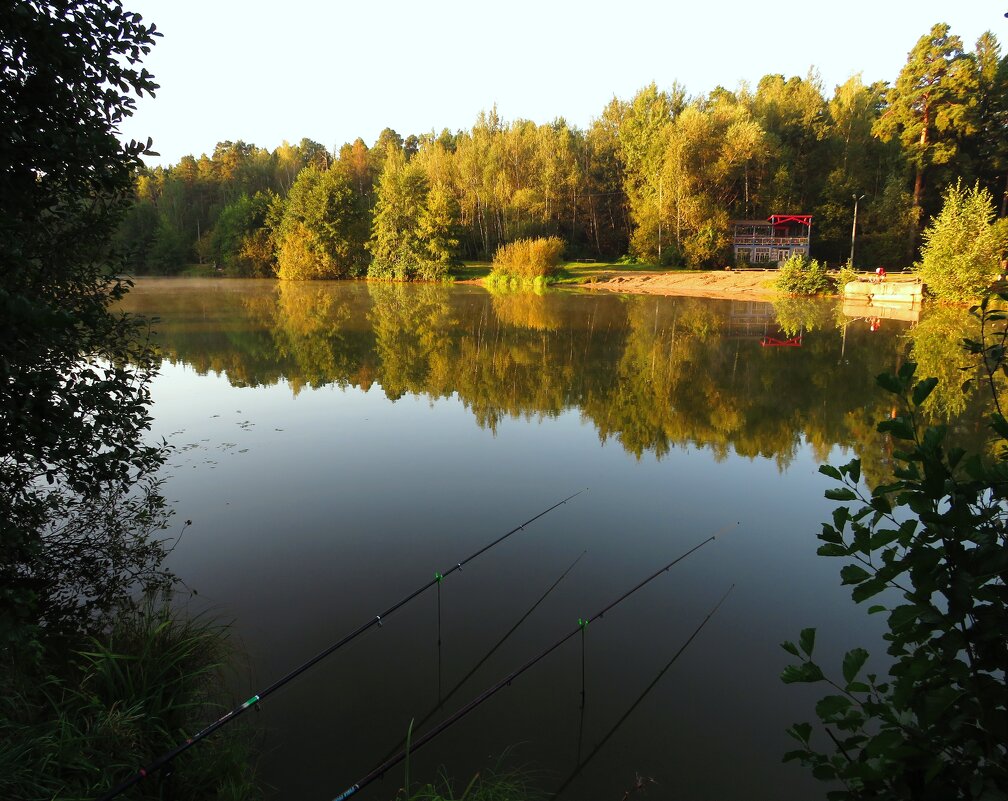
[730,214,812,266]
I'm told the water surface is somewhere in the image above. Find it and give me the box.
[121,278,980,801]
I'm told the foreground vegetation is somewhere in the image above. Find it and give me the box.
[1,597,258,800]
[783,303,1008,797]
[1,2,257,797]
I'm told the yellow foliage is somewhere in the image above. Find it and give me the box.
[491,236,565,279]
[276,222,336,280]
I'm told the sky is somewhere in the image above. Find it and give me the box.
[118,0,1007,167]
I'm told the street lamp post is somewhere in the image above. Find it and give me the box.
[850,193,865,267]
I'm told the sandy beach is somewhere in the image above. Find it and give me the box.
[582,269,781,301]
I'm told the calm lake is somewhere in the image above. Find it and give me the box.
[120,278,982,801]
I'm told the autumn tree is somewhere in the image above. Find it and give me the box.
[273,165,366,279]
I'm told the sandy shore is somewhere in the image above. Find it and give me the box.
[582,270,780,301]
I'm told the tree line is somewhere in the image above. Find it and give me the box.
[116,22,1008,277]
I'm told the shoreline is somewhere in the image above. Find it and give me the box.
[575,269,782,301]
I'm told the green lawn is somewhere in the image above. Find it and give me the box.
[451,260,686,286]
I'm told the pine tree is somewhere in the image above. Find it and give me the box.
[874,24,979,228]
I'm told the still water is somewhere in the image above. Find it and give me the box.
[120,278,980,801]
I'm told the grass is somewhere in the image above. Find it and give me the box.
[453,259,683,287]
[0,594,259,801]
[399,750,543,801]
[407,767,543,801]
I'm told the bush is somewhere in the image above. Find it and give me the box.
[782,324,1008,797]
[835,264,858,292]
[491,237,565,280]
[917,180,1007,301]
[774,254,832,295]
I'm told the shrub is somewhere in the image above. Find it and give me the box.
[782,317,1008,798]
[774,254,832,295]
[835,264,858,292]
[491,237,565,280]
[916,180,1007,301]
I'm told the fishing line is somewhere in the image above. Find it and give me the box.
[330,531,719,801]
[436,572,443,702]
[553,584,736,798]
[96,489,586,801]
[377,549,588,765]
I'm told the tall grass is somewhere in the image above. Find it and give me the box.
[490,237,565,282]
[398,743,542,801]
[0,594,259,800]
[405,765,543,801]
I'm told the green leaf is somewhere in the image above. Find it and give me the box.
[825,488,858,502]
[876,418,915,440]
[816,695,853,719]
[817,543,849,557]
[781,640,801,657]
[799,627,816,657]
[851,578,887,603]
[869,528,900,549]
[911,377,938,407]
[876,371,903,395]
[840,564,871,585]
[786,722,812,744]
[819,464,842,480]
[867,605,887,614]
[842,648,869,684]
[812,763,838,780]
[897,362,917,383]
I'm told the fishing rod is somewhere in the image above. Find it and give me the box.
[96,489,586,801]
[554,584,735,798]
[330,532,719,801]
[379,549,589,764]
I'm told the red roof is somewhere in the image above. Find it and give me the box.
[769,214,812,227]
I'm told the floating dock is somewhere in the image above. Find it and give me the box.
[843,276,923,306]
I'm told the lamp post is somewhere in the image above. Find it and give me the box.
[849,193,865,267]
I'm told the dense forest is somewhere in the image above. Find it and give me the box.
[116,23,1008,278]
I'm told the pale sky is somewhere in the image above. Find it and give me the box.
[118,0,1006,167]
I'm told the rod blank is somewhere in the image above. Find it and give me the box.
[96,489,586,801]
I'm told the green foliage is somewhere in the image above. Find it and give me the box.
[1,0,174,651]
[774,254,832,295]
[405,767,541,801]
[835,264,858,291]
[782,347,1008,798]
[873,23,979,218]
[916,180,1006,301]
[274,165,367,279]
[209,191,277,276]
[368,147,460,282]
[0,595,258,800]
[491,237,565,281]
